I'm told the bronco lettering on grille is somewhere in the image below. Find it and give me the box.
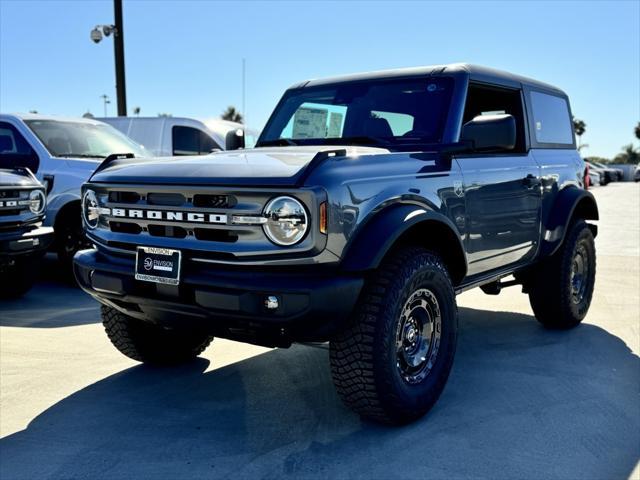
[110,208,227,224]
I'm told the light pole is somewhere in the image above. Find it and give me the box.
[100,94,111,117]
[90,0,127,116]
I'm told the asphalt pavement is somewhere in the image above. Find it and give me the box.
[1,182,638,480]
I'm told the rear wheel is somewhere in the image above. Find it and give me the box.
[330,247,458,425]
[528,220,596,329]
[101,306,213,364]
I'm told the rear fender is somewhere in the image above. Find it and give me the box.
[541,187,598,257]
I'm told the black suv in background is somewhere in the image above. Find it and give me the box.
[75,64,598,424]
[0,163,53,297]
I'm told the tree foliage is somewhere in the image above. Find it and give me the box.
[613,144,640,165]
[221,106,243,124]
[572,118,586,137]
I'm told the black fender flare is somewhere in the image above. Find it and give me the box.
[540,187,598,257]
[341,204,467,285]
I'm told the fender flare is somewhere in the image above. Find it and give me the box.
[540,187,598,257]
[341,204,467,284]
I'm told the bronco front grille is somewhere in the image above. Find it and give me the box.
[86,184,321,260]
[0,189,32,217]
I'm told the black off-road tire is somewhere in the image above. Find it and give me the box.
[330,247,458,425]
[528,219,596,329]
[0,256,39,299]
[101,306,213,364]
[56,215,89,273]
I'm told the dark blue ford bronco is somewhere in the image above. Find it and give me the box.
[74,64,598,424]
[0,162,53,297]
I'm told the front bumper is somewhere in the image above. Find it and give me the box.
[0,225,54,258]
[73,249,364,346]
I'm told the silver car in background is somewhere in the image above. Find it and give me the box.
[0,113,149,270]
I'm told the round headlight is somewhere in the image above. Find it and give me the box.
[263,196,308,246]
[82,189,100,229]
[28,189,46,215]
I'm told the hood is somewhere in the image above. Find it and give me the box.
[89,146,389,187]
[0,168,39,188]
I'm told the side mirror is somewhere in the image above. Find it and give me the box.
[225,128,245,151]
[460,114,516,151]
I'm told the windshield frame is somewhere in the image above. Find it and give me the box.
[24,119,149,159]
[257,74,457,151]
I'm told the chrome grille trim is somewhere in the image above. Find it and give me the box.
[85,183,324,260]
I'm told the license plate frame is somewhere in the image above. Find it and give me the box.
[135,247,182,285]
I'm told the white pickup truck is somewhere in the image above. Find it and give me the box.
[99,117,257,156]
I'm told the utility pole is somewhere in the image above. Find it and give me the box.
[90,0,128,116]
[113,0,127,116]
[100,94,111,116]
[242,58,246,124]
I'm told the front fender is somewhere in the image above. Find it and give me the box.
[341,204,467,283]
[44,191,81,227]
[541,187,598,257]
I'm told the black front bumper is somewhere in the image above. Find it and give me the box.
[73,249,364,346]
[0,225,54,259]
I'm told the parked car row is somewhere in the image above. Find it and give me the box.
[0,113,253,292]
[584,159,624,186]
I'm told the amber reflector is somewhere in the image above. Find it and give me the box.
[319,202,327,234]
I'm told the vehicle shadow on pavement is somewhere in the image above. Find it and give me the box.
[0,254,100,328]
[1,307,638,479]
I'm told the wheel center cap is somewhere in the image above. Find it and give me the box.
[405,326,417,343]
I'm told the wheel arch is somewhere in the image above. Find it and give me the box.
[341,205,467,285]
[541,187,598,257]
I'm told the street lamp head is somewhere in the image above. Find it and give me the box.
[90,27,103,44]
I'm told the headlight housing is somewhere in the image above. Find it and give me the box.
[82,189,100,229]
[262,196,308,246]
[28,189,46,215]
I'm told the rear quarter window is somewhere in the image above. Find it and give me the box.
[529,91,573,145]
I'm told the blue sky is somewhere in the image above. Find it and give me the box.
[1,0,638,158]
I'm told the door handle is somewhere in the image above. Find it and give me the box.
[523,174,540,188]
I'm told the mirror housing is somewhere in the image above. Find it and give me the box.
[460,114,516,151]
[225,128,245,151]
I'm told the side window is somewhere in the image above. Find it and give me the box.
[0,122,40,173]
[529,91,573,145]
[172,126,220,155]
[462,84,526,153]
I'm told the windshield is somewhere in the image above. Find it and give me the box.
[25,120,149,159]
[258,77,454,149]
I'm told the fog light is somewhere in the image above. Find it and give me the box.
[265,295,279,310]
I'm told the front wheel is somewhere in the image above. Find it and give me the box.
[0,256,39,299]
[330,247,458,425]
[101,306,213,364]
[528,219,596,329]
[56,216,90,272]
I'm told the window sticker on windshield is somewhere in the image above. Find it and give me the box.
[292,107,328,138]
[327,112,344,138]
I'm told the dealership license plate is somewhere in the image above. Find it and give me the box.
[135,247,181,285]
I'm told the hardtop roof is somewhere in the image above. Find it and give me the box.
[293,63,566,96]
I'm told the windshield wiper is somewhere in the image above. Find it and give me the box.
[330,136,391,147]
[55,153,107,159]
[257,138,299,147]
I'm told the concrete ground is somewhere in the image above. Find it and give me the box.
[1,182,638,480]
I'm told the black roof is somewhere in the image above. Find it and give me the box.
[293,63,566,96]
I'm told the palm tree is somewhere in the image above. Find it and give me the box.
[614,144,640,165]
[573,118,586,148]
[221,106,243,124]
[635,122,640,141]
